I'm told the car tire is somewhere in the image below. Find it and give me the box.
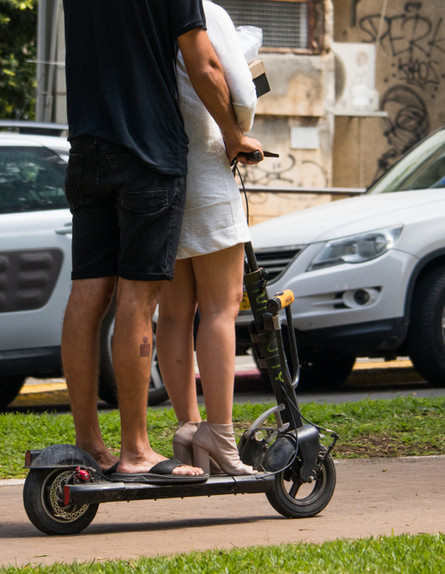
[296,348,356,390]
[252,332,355,391]
[98,307,169,407]
[408,266,445,387]
[282,329,356,390]
[0,375,26,410]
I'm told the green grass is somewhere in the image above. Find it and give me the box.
[1,533,444,573]
[1,396,444,479]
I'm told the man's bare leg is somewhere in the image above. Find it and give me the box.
[62,277,118,471]
[112,278,203,476]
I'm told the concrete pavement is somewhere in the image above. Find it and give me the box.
[1,456,444,567]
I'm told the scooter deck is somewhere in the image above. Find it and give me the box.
[66,473,275,506]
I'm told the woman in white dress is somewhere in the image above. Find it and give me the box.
[156,1,262,475]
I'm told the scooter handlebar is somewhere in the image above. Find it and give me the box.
[237,150,279,163]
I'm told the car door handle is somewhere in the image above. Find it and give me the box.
[55,223,73,235]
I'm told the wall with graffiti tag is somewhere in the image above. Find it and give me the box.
[332,0,445,188]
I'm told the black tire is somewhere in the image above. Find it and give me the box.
[23,468,99,535]
[266,447,336,518]
[98,308,168,407]
[252,336,355,391]
[408,266,445,386]
[297,348,356,390]
[0,376,26,410]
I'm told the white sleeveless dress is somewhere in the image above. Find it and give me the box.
[175,0,257,259]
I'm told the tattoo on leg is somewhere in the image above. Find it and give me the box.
[140,336,151,358]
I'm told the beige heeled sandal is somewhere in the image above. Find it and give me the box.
[192,421,255,476]
[172,421,200,465]
[173,421,223,474]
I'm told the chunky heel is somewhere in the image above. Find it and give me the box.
[192,421,255,475]
[172,421,200,465]
[192,443,211,475]
[173,442,193,465]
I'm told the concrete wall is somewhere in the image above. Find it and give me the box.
[243,0,337,225]
[332,0,445,188]
[244,50,336,224]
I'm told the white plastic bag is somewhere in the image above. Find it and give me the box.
[236,25,263,63]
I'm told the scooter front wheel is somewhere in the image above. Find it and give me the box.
[23,468,99,535]
[266,447,336,518]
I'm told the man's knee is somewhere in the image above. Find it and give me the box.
[69,277,116,316]
[116,279,162,316]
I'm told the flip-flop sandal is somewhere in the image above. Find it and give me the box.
[103,462,119,476]
[111,458,208,484]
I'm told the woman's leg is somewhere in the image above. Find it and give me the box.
[157,259,201,423]
[193,243,245,423]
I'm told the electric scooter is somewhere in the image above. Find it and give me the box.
[22,154,338,535]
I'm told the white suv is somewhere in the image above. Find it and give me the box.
[236,127,445,389]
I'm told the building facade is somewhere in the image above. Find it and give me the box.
[332,0,445,189]
[37,0,445,224]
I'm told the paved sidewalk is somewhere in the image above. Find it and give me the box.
[1,456,444,567]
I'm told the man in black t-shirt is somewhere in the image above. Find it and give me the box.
[61,0,262,482]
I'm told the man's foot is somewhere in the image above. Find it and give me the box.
[76,442,119,472]
[111,457,207,484]
[115,454,204,476]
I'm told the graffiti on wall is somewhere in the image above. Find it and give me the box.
[376,85,430,176]
[356,1,443,175]
[359,2,444,93]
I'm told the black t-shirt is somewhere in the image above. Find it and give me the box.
[63,0,206,174]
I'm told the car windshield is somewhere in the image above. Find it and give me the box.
[0,146,68,214]
[367,128,445,195]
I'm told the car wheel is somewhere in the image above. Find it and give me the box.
[98,307,169,407]
[0,375,26,410]
[296,348,356,390]
[282,329,356,390]
[408,266,445,387]
[252,332,355,391]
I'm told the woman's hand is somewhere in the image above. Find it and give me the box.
[225,135,263,165]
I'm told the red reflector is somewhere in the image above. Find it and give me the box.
[24,450,32,467]
[64,485,71,506]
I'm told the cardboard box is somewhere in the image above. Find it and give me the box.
[249,59,270,98]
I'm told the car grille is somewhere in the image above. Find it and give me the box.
[253,245,303,282]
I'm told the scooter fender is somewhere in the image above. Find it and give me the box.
[261,434,296,473]
[297,424,321,482]
[24,444,100,471]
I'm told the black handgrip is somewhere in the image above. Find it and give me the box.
[243,150,263,162]
[239,150,279,162]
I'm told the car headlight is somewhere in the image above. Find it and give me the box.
[307,226,403,271]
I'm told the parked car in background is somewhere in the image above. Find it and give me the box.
[4,122,444,406]
[236,127,445,389]
[0,126,166,409]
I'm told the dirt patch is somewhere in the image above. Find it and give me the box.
[335,435,441,457]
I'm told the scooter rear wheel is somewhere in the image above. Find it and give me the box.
[23,468,99,535]
[266,447,336,518]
